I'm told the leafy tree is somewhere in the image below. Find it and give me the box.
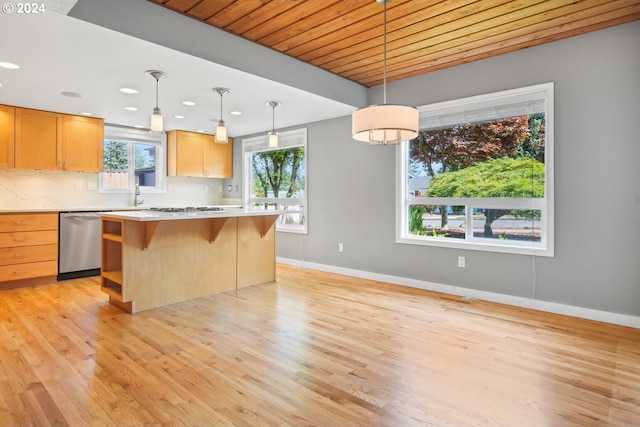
[411,116,531,228]
[103,140,128,170]
[426,157,544,236]
[518,113,545,162]
[135,144,156,169]
[252,147,305,207]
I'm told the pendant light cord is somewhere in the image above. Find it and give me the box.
[155,77,159,109]
[383,0,387,105]
[219,93,223,122]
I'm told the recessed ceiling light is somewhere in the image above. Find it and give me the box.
[230,111,242,116]
[134,125,145,128]
[174,115,186,119]
[181,101,196,106]
[79,112,93,116]
[61,91,82,98]
[196,129,206,133]
[124,106,138,111]
[0,62,20,70]
[120,88,139,94]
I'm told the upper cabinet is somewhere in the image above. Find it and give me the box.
[15,108,62,170]
[0,105,14,169]
[206,135,232,178]
[167,130,232,178]
[61,114,104,172]
[10,106,104,172]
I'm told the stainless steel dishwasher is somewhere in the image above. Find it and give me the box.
[58,211,109,280]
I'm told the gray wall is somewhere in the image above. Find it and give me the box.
[273,21,640,317]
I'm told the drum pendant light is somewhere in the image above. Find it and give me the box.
[146,70,167,132]
[352,0,418,144]
[213,87,230,143]
[267,101,282,148]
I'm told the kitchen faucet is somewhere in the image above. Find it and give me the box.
[134,181,144,206]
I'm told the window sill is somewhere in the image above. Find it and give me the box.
[396,235,553,257]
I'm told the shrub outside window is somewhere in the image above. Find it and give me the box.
[397,83,554,256]
[243,128,307,234]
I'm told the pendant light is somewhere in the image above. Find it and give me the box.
[267,101,282,148]
[213,87,230,143]
[352,0,418,145]
[146,70,167,132]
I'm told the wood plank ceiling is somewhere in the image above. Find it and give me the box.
[148,0,640,88]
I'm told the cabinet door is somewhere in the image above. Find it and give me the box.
[62,115,104,172]
[15,108,62,170]
[167,130,206,177]
[205,136,232,178]
[0,105,15,168]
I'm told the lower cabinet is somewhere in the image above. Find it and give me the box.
[0,212,58,288]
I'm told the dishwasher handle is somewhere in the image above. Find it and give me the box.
[60,212,105,219]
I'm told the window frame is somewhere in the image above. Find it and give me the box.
[242,128,308,234]
[396,83,554,257]
[99,125,166,194]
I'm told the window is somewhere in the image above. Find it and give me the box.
[99,125,165,193]
[243,128,307,233]
[397,83,554,256]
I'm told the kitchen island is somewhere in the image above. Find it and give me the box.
[100,208,283,313]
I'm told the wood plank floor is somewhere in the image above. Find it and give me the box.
[0,264,638,426]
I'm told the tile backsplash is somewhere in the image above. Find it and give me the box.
[0,169,226,210]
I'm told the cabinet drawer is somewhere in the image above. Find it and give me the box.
[0,213,58,232]
[0,244,57,266]
[0,260,57,281]
[0,230,58,248]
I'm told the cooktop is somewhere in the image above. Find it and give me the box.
[148,206,224,213]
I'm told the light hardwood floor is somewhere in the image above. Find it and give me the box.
[0,264,638,426]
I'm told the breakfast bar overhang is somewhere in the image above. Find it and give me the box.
[100,209,283,313]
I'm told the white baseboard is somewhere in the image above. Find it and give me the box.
[277,257,640,329]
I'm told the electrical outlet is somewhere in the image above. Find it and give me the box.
[458,256,466,268]
[75,181,83,190]
[338,243,344,253]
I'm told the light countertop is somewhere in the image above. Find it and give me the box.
[0,205,241,214]
[102,208,294,222]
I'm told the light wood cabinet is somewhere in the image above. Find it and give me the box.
[100,213,278,313]
[62,114,104,172]
[206,136,232,178]
[0,105,15,168]
[167,130,232,178]
[15,108,62,170]
[167,130,206,177]
[13,107,104,172]
[100,217,130,312]
[0,212,58,288]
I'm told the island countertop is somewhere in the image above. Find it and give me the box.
[102,208,294,222]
